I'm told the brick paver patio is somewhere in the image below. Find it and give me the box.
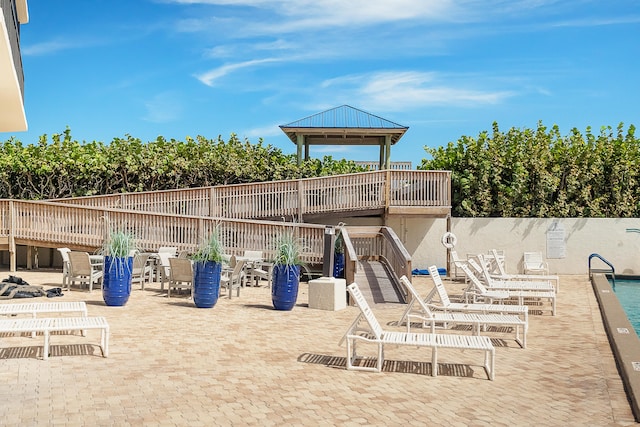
[0,271,636,426]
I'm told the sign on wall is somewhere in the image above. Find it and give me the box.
[547,221,566,259]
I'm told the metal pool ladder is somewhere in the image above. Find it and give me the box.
[588,253,615,286]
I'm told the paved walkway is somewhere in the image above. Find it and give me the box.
[0,271,636,426]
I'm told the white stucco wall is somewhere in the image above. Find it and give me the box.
[385,216,640,275]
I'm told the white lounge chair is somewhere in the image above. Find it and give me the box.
[488,249,560,292]
[0,316,109,360]
[398,275,527,348]
[490,249,560,292]
[470,255,556,293]
[0,301,89,337]
[341,282,496,380]
[458,262,556,316]
[414,266,529,324]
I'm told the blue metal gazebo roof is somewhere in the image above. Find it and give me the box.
[281,105,407,130]
[280,105,408,145]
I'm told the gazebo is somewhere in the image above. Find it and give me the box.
[279,105,409,169]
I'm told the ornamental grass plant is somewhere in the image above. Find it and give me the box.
[191,229,225,263]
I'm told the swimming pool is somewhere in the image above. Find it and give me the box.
[611,279,640,335]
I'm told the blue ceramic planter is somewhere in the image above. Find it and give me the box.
[193,261,222,308]
[271,265,300,311]
[102,256,133,306]
[334,253,345,278]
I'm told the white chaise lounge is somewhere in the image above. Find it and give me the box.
[458,263,557,316]
[421,265,528,324]
[0,301,89,337]
[342,282,496,380]
[398,275,527,348]
[488,249,561,292]
[0,316,109,360]
[0,301,88,318]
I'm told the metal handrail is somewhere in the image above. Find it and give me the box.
[589,253,615,286]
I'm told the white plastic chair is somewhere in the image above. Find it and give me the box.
[57,247,71,289]
[523,252,549,275]
[67,251,103,292]
[131,253,153,290]
[158,246,178,257]
[221,256,246,299]
[168,258,193,298]
[157,252,174,290]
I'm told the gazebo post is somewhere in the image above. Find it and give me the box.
[296,134,304,166]
[384,135,392,170]
[379,142,385,170]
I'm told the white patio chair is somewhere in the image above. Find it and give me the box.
[523,251,549,275]
[158,246,178,257]
[131,253,153,290]
[67,251,103,292]
[242,250,271,287]
[167,257,193,298]
[221,256,246,298]
[157,252,174,290]
[57,247,71,289]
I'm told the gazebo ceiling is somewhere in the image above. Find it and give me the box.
[280,105,408,145]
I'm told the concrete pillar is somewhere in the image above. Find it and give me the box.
[308,277,347,311]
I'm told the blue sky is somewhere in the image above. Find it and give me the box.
[3,0,639,164]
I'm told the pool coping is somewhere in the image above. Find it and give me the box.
[591,273,640,422]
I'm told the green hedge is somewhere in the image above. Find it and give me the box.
[0,128,364,200]
[421,122,639,218]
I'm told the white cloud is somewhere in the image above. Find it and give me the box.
[320,71,516,111]
[243,123,283,138]
[169,0,462,35]
[195,58,281,86]
[22,39,85,56]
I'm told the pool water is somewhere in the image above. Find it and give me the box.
[611,279,640,335]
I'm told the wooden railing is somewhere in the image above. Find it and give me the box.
[50,170,451,219]
[1,171,444,273]
[341,226,412,302]
[354,161,412,171]
[0,199,326,271]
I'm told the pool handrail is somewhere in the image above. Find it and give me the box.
[589,253,615,286]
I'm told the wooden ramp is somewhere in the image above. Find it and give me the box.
[353,260,404,305]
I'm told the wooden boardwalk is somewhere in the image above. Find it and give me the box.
[354,260,405,305]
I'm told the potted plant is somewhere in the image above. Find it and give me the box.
[333,231,345,278]
[191,229,225,308]
[271,230,303,311]
[102,230,136,306]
